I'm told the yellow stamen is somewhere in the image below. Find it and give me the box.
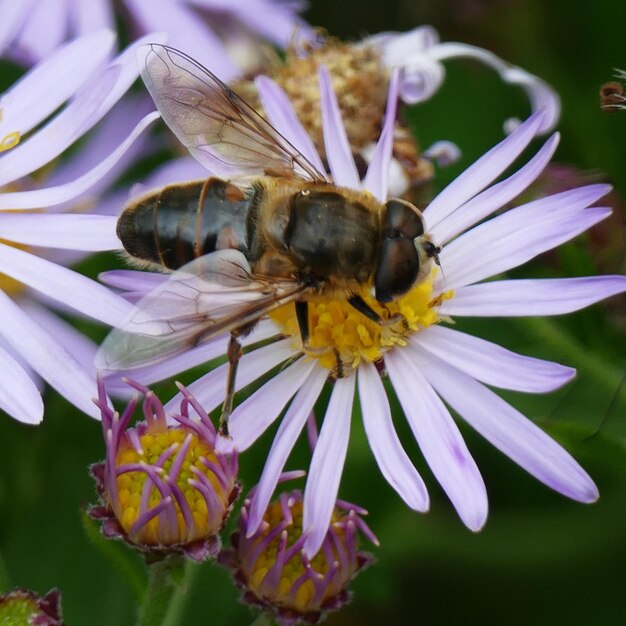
[269,271,453,375]
[0,131,21,152]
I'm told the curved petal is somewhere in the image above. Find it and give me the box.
[0,214,120,250]
[0,243,133,326]
[0,291,100,419]
[0,111,160,210]
[422,111,545,230]
[418,350,598,502]
[414,326,575,393]
[247,366,328,535]
[303,374,355,557]
[0,66,120,186]
[72,0,115,34]
[431,133,560,245]
[0,29,114,137]
[385,348,488,531]
[229,357,317,451]
[99,270,168,292]
[163,339,295,414]
[0,342,43,424]
[439,276,626,317]
[125,0,238,80]
[255,75,326,176]
[10,0,69,64]
[440,204,611,290]
[431,42,560,133]
[362,68,399,202]
[318,65,360,188]
[358,361,429,511]
[0,0,37,57]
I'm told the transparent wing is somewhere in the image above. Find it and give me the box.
[96,249,309,372]
[138,44,327,182]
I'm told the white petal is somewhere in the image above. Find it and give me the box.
[247,366,328,535]
[0,29,115,137]
[318,65,360,188]
[0,0,37,56]
[362,68,399,202]
[385,348,488,531]
[0,111,160,210]
[0,244,133,327]
[71,0,114,34]
[431,42,560,133]
[439,276,626,317]
[163,338,295,414]
[418,350,598,502]
[0,214,119,250]
[0,291,100,419]
[0,65,120,186]
[431,133,560,245]
[358,361,429,511]
[414,326,575,393]
[0,343,43,424]
[125,0,238,79]
[229,357,317,451]
[440,201,611,290]
[303,375,355,557]
[422,111,544,230]
[255,76,326,176]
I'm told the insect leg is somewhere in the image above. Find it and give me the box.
[295,300,310,344]
[218,331,243,437]
[348,295,408,331]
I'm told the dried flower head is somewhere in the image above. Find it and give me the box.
[220,488,376,625]
[90,379,239,561]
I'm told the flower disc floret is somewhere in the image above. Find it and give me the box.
[91,379,239,561]
[0,588,63,626]
[270,272,451,375]
[221,489,375,625]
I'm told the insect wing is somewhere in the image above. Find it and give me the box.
[96,250,307,372]
[138,44,327,182]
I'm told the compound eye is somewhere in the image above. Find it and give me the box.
[374,238,420,302]
[384,199,424,239]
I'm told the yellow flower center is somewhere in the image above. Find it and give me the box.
[114,427,227,545]
[248,500,350,613]
[269,271,452,375]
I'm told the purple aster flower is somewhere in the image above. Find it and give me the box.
[90,378,240,561]
[0,31,165,424]
[98,63,626,558]
[1,0,311,78]
[219,469,376,625]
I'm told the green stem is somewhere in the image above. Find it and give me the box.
[136,555,187,626]
[250,613,276,626]
[160,561,201,626]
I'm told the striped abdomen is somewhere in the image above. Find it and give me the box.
[117,178,261,270]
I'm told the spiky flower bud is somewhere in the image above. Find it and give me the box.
[90,379,239,561]
[221,489,376,625]
[0,588,63,626]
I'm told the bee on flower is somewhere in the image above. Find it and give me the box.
[95,44,626,558]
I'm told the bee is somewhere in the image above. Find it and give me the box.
[99,44,440,434]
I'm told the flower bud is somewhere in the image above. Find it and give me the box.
[221,489,376,625]
[0,588,63,626]
[90,379,239,561]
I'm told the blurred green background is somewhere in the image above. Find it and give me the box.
[1,0,625,624]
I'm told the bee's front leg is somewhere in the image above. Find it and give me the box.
[348,295,408,331]
[218,331,243,437]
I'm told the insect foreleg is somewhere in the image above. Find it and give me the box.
[218,331,243,437]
